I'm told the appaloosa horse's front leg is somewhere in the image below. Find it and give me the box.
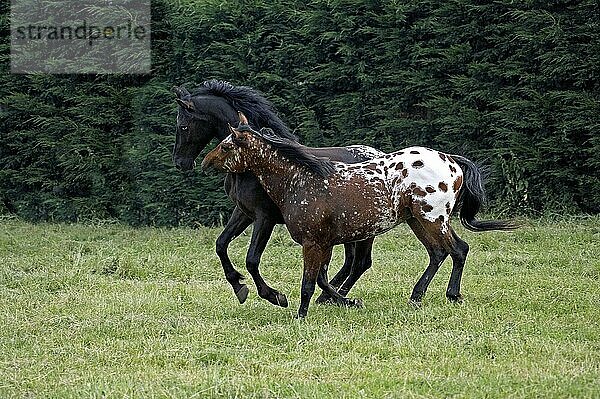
[245,215,288,307]
[216,206,253,303]
[315,238,375,304]
[298,243,362,318]
[298,243,332,318]
[317,265,364,308]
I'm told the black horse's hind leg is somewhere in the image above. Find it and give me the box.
[446,228,469,302]
[315,243,355,304]
[337,238,375,297]
[406,218,449,304]
[245,215,288,308]
[316,264,363,308]
[216,206,253,303]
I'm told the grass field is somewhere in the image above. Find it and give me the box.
[1,216,599,398]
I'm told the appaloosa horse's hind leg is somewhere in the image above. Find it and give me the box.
[216,206,253,303]
[446,228,469,302]
[245,215,288,307]
[408,216,471,304]
[406,217,450,304]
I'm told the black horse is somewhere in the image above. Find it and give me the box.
[172,80,384,307]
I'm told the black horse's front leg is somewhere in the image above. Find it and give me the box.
[216,206,253,303]
[245,215,288,307]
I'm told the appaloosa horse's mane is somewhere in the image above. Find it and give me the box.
[245,126,336,178]
[191,80,298,141]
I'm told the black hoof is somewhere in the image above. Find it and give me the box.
[315,293,333,304]
[446,293,464,303]
[261,290,289,308]
[346,298,364,308]
[235,285,249,304]
[295,311,307,319]
[272,291,289,308]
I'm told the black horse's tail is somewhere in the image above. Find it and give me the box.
[452,155,518,232]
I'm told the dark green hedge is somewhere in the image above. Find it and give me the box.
[1,0,598,226]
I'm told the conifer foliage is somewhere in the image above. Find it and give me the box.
[1,0,598,225]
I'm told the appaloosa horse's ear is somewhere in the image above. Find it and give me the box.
[227,123,236,134]
[238,112,249,125]
[232,129,249,147]
[172,86,190,99]
[175,98,195,112]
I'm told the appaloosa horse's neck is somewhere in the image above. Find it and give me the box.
[250,157,309,224]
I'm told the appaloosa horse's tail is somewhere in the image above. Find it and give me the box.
[453,156,517,232]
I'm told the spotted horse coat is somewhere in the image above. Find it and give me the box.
[202,121,516,318]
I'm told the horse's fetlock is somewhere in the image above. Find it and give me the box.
[446,292,464,303]
[245,258,260,272]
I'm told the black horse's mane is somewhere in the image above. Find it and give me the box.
[237,125,334,178]
[192,80,298,142]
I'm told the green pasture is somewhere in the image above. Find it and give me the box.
[0,217,598,398]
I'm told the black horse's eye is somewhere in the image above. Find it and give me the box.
[180,125,189,132]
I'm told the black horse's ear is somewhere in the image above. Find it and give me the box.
[172,86,190,99]
[175,98,195,112]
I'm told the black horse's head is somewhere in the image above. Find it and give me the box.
[172,80,297,171]
[172,85,236,171]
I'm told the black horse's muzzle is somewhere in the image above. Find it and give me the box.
[174,157,196,171]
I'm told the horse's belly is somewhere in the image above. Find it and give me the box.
[332,206,401,244]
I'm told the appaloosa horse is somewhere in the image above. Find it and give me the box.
[202,116,516,318]
[173,80,384,306]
